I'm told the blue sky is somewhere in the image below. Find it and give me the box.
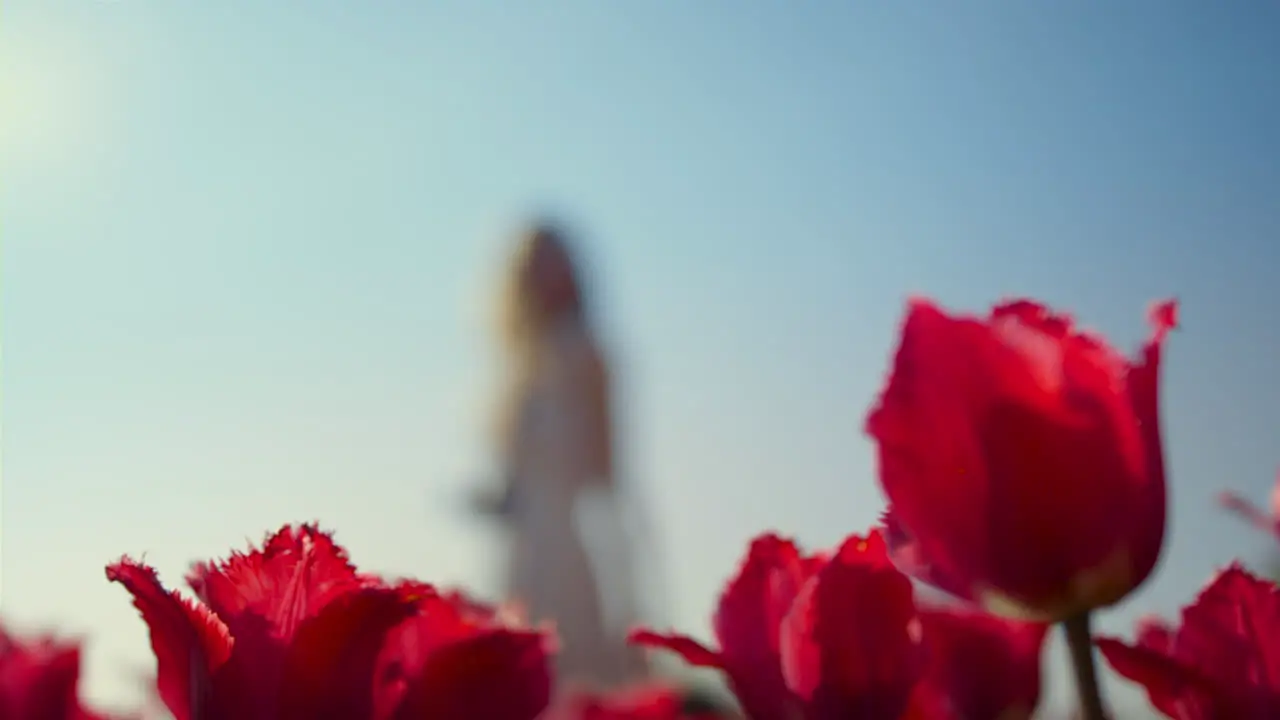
[4,2,1279,716]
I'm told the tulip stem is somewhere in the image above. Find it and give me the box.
[1063,611,1107,720]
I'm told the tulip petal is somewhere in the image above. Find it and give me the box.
[1133,614,1175,654]
[277,587,418,720]
[1096,637,1218,719]
[880,507,975,602]
[626,630,723,669]
[0,630,104,720]
[780,531,923,720]
[438,588,503,623]
[1177,566,1280,702]
[369,587,558,719]
[1096,563,1280,717]
[982,305,1150,614]
[391,629,553,720]
[106,559,232,720]
[713,534,817,719]
[382,590,502,669]
[866,299,1000,606]
[1118,299,1177,591]
[915,609,1048,720]
[622,536,818,717]
[184,524,365,641]
[176,524,370,717]
[367,590,492,717]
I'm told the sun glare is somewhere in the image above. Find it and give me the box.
[0,27,112,172]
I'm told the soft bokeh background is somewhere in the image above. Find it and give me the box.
[4,2,1279,717]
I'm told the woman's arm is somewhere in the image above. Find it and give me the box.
[470,480,517,518]
[472,379,528,521]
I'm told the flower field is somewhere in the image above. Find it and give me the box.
[5,295,1278,719]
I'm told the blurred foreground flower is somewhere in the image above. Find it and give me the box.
[631,534,824,719]
[904,608,1047,720]
[374,586,551,720]
[0,626,120,720]
[108,523,552,720]
[1096,564,1280,719]
[631,530,1047,719]
[867,298,1177,621]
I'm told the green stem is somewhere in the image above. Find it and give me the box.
[1063,611,1107,720]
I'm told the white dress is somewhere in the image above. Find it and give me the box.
[502,322,645,687]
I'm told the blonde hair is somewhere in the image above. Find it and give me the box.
[493,221,586,366]
[491,221,590,449]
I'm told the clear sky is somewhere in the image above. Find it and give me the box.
[4,2,1279,717]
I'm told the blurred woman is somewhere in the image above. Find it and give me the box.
[473,220,647,687]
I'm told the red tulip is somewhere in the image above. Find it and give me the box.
[377,585,553,720]
[904,609,1049,720]
[866,298,1178,621]
[880,508,974,605]
[631,530,924,720]
[1218,469,1280,542]
[108,523,553,720]
[628,534,819,719]
[1096,564,1280,719]
[108,524,414,720]
[780,532,926,719]
[0,627,119,720]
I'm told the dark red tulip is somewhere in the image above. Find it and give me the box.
[1218,470,1280,543]
[108,524,424,720]
[111,524,554,720]
[778,532,925,719]
[904,609,1048,720]
[866,298,1178,621]
[1096,564,1280,719]
[378,587,553,720]
[386,628,550,720]
[0,627,119,720]
[631,531,923,720]
[629,534,821,719]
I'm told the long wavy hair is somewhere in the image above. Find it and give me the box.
[490,220,593,448]
[494,221,588,362]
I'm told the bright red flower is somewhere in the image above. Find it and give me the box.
[1096,564,1280,719]
[903,609,1048,720]
[1218,469,1280,543]
[108,524,424,720]
[112,525,553,720]
[631,531,923,720]
[376,585,553,720]
[628,534,820,719]
[0,627,119,720]
[866,298,1177,621]
[779,532,925,719]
